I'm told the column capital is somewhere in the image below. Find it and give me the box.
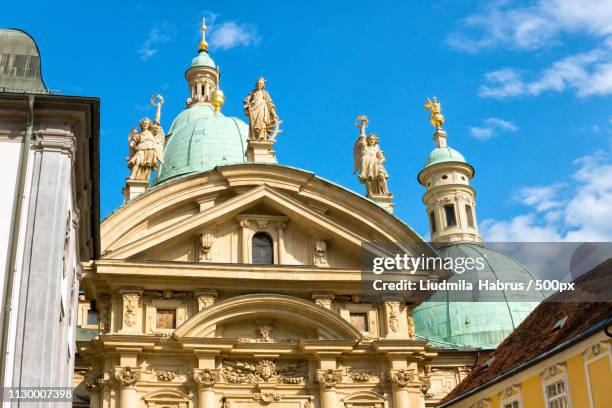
[192,368,220,388]
[114,366,141,387]
[390,369,417,389]
[316,369,343,389]
[32,127,76,156]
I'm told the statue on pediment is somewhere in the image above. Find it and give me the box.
[127,94,166,180]
[353,115,391,197]
[243,77,280,141]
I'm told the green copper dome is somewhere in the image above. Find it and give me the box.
[191,50,216,68]
[414,243,543,349]
[423,147,466,169]
[154,104,249,184]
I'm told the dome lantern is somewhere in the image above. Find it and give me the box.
[421,97,482,243]
[185,18,223,109]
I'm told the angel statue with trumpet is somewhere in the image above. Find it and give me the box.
[127,94,166,180]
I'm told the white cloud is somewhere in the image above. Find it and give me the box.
[138,21,176,61]
[479,50,612,99]
[209,21,260,50]
[480,151,612,242]
[449,0,612,99]
[469,117,518,140]
[448,0,612,53]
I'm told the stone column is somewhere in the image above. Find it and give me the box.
[114,367,140,408]
[389,368,413,408]
[316,368,342,408]
[193,352,220,408]
[193,368,220,408]
[315,355,341,408]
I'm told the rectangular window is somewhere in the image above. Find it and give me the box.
[502,400,520,408]
[350,313,369,332]
[465,205,475,228]
[430,211,437,233]
[444,204,457,227]
[156,309,176,329]
[545,379,569,408]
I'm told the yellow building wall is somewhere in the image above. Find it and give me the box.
[521,375,545,408]
[587,356,612,408]
[566,354,590,408]
[452,336,612,408]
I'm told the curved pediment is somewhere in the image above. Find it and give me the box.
[101,164,434,265]
[173,294,363,341]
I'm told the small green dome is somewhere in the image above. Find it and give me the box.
[154,104,249,184]
[191,50,216,68]
[423,147,466,169]
[414,243,544,349]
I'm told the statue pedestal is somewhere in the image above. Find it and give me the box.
[368,193,394,213]
[122,178,150,203]
[246,139,276,163]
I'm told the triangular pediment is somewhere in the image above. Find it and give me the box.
[103,185,405,265]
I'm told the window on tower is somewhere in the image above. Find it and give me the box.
[429,211,437,233]
[465,205,475,228]
[252,232,274,264]
[444,204,457,227]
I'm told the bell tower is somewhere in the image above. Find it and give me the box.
[419,97,482,243]
[185,18,225,111]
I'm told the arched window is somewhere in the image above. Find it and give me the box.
[252,232,273,264]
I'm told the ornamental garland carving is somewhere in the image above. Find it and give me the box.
[192,369,220,387]
[316,369,343,388]
[115,367,141,386]
[222,360,305,384]
[156,370,177,381]
[390,369,415,388]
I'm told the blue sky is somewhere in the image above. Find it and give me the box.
[4,0,612,241]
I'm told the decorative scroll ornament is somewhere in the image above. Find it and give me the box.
[222,360,305,384]
[253,392,281,405]
[390,369,415,388]
[243,77,281,141]
[115,367,141,386]
[192,368,220,387]
[316,369,343,388]
[127,94,166,180]
[353,115,391,197]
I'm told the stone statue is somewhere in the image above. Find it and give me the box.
[424,96,445,128]
[353,115,390,197]
[243,77,280,141]
[127,94,166,180]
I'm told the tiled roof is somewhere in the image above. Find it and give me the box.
[440,259,612,406]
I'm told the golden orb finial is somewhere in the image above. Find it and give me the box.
[199,17,209,52]
[211,88,225,112]
[424,96,445,129]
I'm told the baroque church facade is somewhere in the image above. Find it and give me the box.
[75,21,542,408]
